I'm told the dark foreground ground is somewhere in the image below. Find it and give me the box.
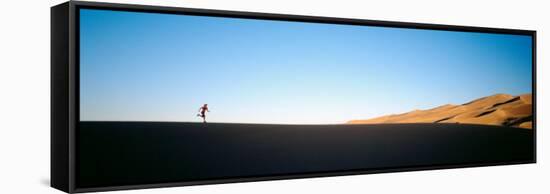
[78,122,534,188]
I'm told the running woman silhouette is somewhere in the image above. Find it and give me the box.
[197,104,210,123]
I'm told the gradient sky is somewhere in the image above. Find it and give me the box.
[79,9,533,124]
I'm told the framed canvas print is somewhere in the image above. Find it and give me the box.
[51,1,536,193]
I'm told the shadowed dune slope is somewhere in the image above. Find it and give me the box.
[347,93,533,129]
[78,122,533,188]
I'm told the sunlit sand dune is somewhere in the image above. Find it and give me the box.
[347,93,533,129]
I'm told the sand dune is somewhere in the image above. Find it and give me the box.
[347,93,533,129]
[79,122,533,187]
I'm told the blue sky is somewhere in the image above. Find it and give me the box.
[79,9,532,124]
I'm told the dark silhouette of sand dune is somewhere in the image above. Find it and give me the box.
[78,122,533,188]
[347,93,533,129]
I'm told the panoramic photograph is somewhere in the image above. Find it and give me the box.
[77,9,534,188]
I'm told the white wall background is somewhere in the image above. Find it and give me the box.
[0,0,547,193]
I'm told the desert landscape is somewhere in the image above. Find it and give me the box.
[77,94,534,188]
[348,93,533,129]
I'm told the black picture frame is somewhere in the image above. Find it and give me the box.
[51,1,536,193]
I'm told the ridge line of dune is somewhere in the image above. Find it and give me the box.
[347,93,533,129]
